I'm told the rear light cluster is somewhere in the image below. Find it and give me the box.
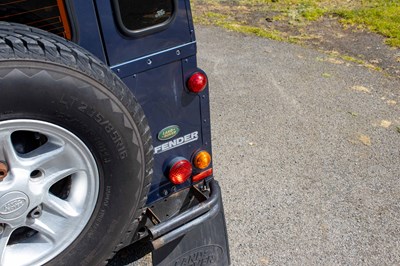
[166,71,210,186]
[187,72,208,93]
[169,159,193,185]
[166,151,212,185]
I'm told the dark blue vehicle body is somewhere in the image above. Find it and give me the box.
[1,0,229,264]
[71,0,211,205]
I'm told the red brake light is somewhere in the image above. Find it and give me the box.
[187,72,207,93]
[169,159,193,185]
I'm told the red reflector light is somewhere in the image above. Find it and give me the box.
[187,72,207,93]
[192,168,213,183]
[169,159,193,185]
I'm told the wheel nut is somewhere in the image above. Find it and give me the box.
[0,162,8,181]
[29,206,43,219]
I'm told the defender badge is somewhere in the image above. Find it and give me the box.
[158,125,180,141]
[155,131,198,154]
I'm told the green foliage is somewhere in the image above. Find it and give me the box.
[196,11,286,41]
[335,1,400,47]
[193,0,400,47]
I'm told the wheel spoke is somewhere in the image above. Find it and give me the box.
[42,168,77,192]
[0,131,22,169]
[29,220,57,244]
[0,225,15,265]
[26,142,84,190]
[22,141,64,171]
[43,194,79,218]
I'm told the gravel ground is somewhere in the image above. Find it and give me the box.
[112,25,400,265]
[198,26,400,266]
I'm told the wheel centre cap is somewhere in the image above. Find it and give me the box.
[0,191,30,220]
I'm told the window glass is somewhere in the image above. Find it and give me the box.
[117,0,174,31]
[0,0,71,39]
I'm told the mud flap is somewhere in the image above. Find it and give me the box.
[152,196,230,266]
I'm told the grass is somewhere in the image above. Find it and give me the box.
[336,1,400,47]
[195,11,287,41]
[335,53,383,71]
[192,0,400,48]
[322,72,332,78]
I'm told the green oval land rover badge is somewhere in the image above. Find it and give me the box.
[158,125,180,141]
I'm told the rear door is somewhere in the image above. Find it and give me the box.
[94,0,211,204]
[94,0,195,72]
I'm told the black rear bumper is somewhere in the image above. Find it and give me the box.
[149,180,221,249]
[150,180,230,266]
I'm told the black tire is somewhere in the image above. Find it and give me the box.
[0,22,153,265]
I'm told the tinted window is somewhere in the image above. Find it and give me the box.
[117,0,173,31]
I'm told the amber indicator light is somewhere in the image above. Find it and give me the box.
[193,150,211,169]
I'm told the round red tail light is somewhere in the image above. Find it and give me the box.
[169,159,193,185]
[187,72,207,93]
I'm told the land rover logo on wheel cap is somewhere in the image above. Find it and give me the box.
[158,125,180,141]
[0,191,29,219]
[0,199,25,214]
